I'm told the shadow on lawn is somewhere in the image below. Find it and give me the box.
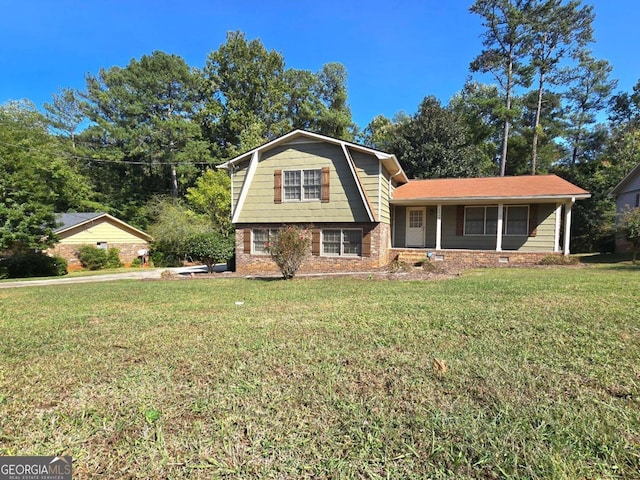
[578,252,638,269]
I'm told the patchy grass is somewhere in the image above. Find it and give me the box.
[0,265,639,478]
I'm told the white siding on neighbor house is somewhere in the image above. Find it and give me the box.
[615,171,640,212]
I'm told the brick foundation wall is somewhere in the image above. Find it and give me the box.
[48,242,149,269]
[235,223,390,275]
[391,248,558,268]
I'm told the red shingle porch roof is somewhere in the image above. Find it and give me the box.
[392,174,590,204]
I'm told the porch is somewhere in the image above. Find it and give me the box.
[391,201,576,256]
[389,248,558,268]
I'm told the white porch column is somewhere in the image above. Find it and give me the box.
[554,203,562,252]
[436,204,442,250]
[563,198,575,256]
[496,203,503,252]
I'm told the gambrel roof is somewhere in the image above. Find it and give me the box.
[219,129,408,224]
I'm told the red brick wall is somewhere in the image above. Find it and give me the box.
[391,248,558,268]
[235,223,390,275]
[48,242,149,269]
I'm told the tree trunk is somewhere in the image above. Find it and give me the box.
[531,73,544,175]
[500,56,514,177]
[171,163,178,199]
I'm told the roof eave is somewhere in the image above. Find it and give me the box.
[390,193,591,205]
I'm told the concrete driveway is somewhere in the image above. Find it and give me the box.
[0,265,222,289]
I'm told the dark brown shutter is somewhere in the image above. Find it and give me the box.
[243,228,251,253]
[321,167,330,203]
[362,228,372,257]
[456,206,465,236]
[274,170,282,204]
[312,229,321,256]
[528,204,538,237]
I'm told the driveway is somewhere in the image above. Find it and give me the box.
[0,265,219,289]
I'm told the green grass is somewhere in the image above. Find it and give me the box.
[0,265,638,478]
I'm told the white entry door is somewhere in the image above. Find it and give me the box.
[406,207,426,247]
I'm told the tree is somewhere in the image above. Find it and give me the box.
[618,207,640,263]
[527,0,594,174]
[201,31,289,158]
[386,96,495,179]
[470,0,533,176]
[146,196,210,265]
[314,63,355,140]
[185,169,232,235]
[564,52,616,167]
[82,50,210,206]
[0,101,92,252]
[44,88,86,150]
[183,231,235,273]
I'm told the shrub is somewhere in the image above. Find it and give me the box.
[150,250,182,268]
[618,207,640,263]
[106,248,122,269]
[130,257,143,268]
[77,245,108,270]
[0,252,67,279]
[539,255,579,265]
[183,231,234,273]
[267,226,311,279]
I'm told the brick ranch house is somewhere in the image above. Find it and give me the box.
[219,130,590,275]
[48,212,152,269]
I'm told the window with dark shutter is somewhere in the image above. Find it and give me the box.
[528,204,538,237]
[456,206,464,236]
[362,229,372,257]
[312,229,321,256]
[321,167,330,203]
[243,228,251,253]
[274,170,282,204]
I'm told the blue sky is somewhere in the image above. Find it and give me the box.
[1,0,638,130]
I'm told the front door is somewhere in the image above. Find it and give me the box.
[406,207,426,247]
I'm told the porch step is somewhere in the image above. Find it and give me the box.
[396,251,430,265]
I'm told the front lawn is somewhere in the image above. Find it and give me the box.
[0,265,638,478]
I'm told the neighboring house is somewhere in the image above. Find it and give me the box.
[220,130,590,275]
[48,213,152,268]
[610,162,640,253]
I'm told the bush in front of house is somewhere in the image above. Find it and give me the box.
[106,248,123,269]
[0,252,68,279]
[77,245,123,270]
[183,231,235,273]
[267,226,311,279]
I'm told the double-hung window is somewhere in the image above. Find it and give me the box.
[464,206,498,235]
[252,228,279,255]
[283,169,321,201]
[322,229,362,256]
[464,206,529,236]
[504,206,528,235]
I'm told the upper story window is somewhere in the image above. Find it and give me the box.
[283,169,322,201]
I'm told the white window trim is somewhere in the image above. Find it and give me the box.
[321,228,363,257]
[251,228,279,255]
[282,169,322,202]
[464,205,529,236]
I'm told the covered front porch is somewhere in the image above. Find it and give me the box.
[391,200,577,256]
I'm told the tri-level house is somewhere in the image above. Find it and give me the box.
[219,130,590,275]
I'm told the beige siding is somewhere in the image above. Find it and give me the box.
[237,141,370,223]
[57,219,148,245]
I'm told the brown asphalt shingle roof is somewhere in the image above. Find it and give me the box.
[392,174,589,201]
